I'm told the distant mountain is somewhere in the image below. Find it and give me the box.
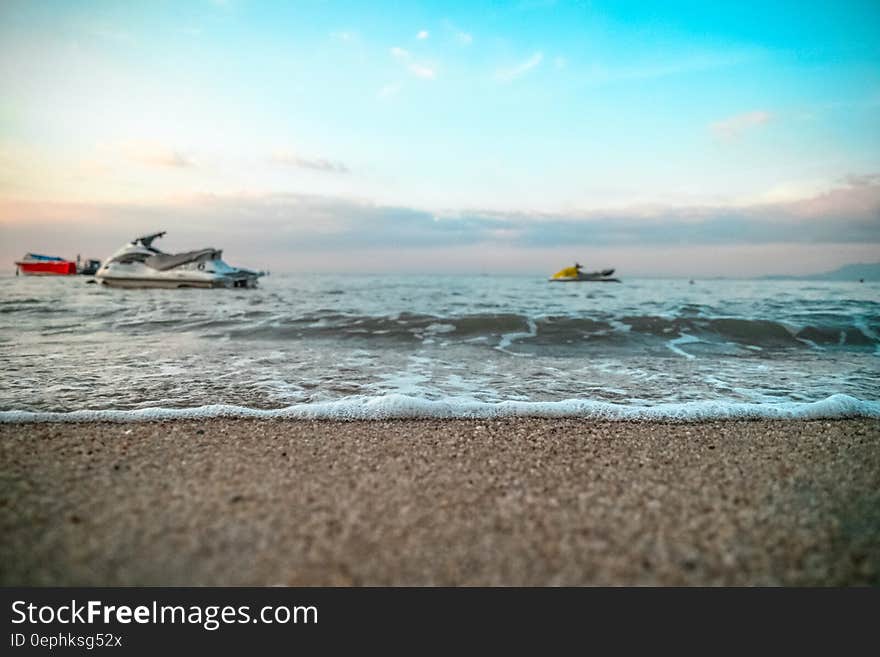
[761,262,880,281]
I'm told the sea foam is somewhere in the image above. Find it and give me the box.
[1,393,878,423]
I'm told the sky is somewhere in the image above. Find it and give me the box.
[1,0,879,275]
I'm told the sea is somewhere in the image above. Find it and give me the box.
[1,274,878,422]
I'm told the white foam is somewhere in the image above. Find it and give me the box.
[853,318,880,355]
[1,394,877,424]
[496,317,537,356]
[423,322,455,334]
[666,333,700,359]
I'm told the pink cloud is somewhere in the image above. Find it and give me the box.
[1,176,877,276]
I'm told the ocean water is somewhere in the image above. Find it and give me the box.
[1,274,878,421]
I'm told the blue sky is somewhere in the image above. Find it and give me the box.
[1,0,878,274]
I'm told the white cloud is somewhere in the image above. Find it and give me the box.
[331,31,356,42]
[752,179,830,204]
[390,46,436,80]
[497,52,544,81]
[576,49,760,88]
[442,20,472,45]
[408,64,435,79]
[417,30,429,40]
[554,56,567,69]
[711,110,773,141]
[377,83,401,100]
[116,141,194,168]
[271,151,349,174]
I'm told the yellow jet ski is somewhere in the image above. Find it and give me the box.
[549,263,621,282]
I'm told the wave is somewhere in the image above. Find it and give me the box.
[6,295,876,350]
[208,312,880,351]
[2,393,877,423]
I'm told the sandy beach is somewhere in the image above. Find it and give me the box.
[1,418,878,586]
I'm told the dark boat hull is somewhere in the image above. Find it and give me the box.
[548,277,621,283]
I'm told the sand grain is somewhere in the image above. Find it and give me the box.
[1,418,878,585]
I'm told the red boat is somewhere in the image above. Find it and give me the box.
[14,253,77,276]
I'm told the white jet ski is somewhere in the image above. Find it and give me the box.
[95,232,263,289]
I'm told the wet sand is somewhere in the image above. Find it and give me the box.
[1,418,878,586]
